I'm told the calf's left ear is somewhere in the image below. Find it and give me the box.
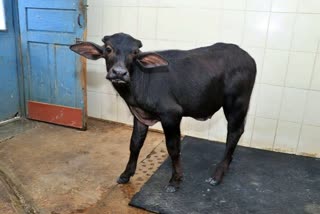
[137,52,169,69]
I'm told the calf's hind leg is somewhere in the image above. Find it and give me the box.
[206,96,249,186]
[161,114,183,193]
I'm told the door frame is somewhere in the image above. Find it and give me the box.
[13,0,26,118]
[0,0,24,122]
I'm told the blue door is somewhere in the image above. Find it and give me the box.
[18,0,87,129]
[0,0,21,121]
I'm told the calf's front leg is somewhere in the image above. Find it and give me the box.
[117,117,149,184]
[161,115,183,193]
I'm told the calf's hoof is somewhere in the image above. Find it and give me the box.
[165,185,178,193]
[205,177,219,186]
[117,176,130,184]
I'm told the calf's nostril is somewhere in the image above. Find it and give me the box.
[120,71,128,77]
[113,68,127,77]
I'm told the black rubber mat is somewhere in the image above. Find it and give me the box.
[130,136,320,214]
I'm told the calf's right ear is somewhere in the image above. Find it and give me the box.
[70,42,103,60]
[137,52,169,69]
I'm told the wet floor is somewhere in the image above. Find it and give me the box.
[0,119,36,142]
[0,118,167,214]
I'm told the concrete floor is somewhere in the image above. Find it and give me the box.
[0,118,167,214]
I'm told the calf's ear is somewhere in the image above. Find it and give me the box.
[70,42,103,60]
[137,52,169,69]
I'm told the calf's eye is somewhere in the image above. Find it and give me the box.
[105,47,112,54]
[133,50,139,55]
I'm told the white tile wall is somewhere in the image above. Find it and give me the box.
[298,0,320,13]
[274,121,300,153]
[245,48,264,82]
[310,53,320,90]
[291,14,320,52]
[101,94,118,121]
[138,8,157,39]
[120,7,139,35]
[122,0,139,7]
[246,0,272,11]
[156,40,195,50]
[117,97,134,125]
[304,91,320,127]
[271,0,298,13]
[87,64,103,92]
[86,0,320,157]
[219,11,245,44]
[279,88,307,123]
[102,7,120,35]
[239,115,255,147]
[251,117,277,150]
[247,83,259,115]
[184,118,210,139]
[87,91,102,118]
[87,7,103,36]
[197,0,223,9]
[102,0,121,7]
[209,109,228,142]
[267,13,295,50]
[223,0,246,10]
[256,84,283,119]
[243,12,270,48]
[139,0,159,7]
[261,49,289,85]
[297,125,320,157]
[285,52,316,89]
[197,9,221,44]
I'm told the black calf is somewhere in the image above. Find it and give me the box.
[70,33,256,192]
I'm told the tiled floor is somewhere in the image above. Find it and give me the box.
[0,118,166,214]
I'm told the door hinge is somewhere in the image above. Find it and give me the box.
[76,38,82,43]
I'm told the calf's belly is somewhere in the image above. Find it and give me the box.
[181,97,223,121]
[129,94,223,126]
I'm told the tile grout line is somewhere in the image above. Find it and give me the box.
[104,4,320,15]
[295,88,309,154]
[136,3,140,37]
[272,7,299,151]
[240,0,248,50]
[288,1,305,155]
[306,48,319,91]
[251,4,272,148]
[296,49,319,150]
[154,5,159,42]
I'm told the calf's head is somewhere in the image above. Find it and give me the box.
[70,33,168,84]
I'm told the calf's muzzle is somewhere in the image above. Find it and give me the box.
[107,66,129,83]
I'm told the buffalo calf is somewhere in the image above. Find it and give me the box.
[70,33,256,193]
